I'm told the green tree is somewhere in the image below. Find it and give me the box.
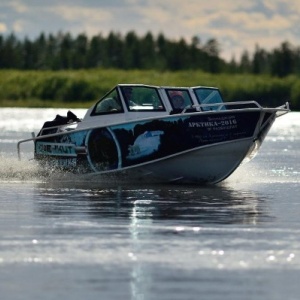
[123,31,141,69]
[46,33,61,70]
[140,32,156,69]
[203,39,222,73]
[0,33,22,68]
[239,50,251,73]
[72,33,88,69]
[156,33,168,70]
[271,41,294,77]
[189,36,203,70]
[105,32,124,68]
[34,33,48,69]
[228,55,238,73]
[59,32,73,69]
[252,44,269,74]
[22,38,35,69]
[86,34,106,68]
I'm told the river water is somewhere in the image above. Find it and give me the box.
[0,108,299,300]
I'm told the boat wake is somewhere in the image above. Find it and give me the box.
[0,155,43,182]
[0,153,296,186]
[0,154,135,185]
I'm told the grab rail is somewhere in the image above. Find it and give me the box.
[182,101,290,113]
[182,100,262,113]
[17,135,35,160]
[17,121,80,160]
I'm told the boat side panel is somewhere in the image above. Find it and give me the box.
[109,111,260,168]
[35,111,261,173]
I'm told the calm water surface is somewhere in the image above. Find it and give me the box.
[0,108,299,300]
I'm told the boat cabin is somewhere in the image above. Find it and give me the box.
[77,84,224,129]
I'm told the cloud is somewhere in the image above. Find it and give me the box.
[1,0,300,61]
[8,0,28,13]
[48,5,113,23]
[12,20,24,33]
[152,0,300,59]
[0,23,7,33]
[125,0,299,59]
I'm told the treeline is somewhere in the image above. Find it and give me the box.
[1,31,300,77]
[232,42,300,77]
[0,31,224,73]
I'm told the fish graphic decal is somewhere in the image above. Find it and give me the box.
[127,130,164,160]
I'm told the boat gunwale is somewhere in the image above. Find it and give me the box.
[23,102,290,140]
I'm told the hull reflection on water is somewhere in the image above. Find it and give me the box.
[35,181,270,225]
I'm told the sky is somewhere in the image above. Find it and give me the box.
[0,0,299,61]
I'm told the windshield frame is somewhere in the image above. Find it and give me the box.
[120,85,166,112]
[91,87,124,116]
[193,87,224,111]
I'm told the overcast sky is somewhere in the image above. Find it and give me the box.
[0,0,299,61]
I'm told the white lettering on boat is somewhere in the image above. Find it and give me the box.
[188,116,237,130]
[36,142,76,157]
[51,158,77,168]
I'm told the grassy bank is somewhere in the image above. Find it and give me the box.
[0,69,299,109]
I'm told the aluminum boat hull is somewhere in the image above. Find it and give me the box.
[16,83,289,184]
[101,137,255,184]
[27,109,278,184]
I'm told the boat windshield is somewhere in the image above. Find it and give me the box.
[193,88,225,111]
[121,86,165,112]
[92,88,124,115]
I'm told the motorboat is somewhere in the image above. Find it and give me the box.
[17,84,289,184]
